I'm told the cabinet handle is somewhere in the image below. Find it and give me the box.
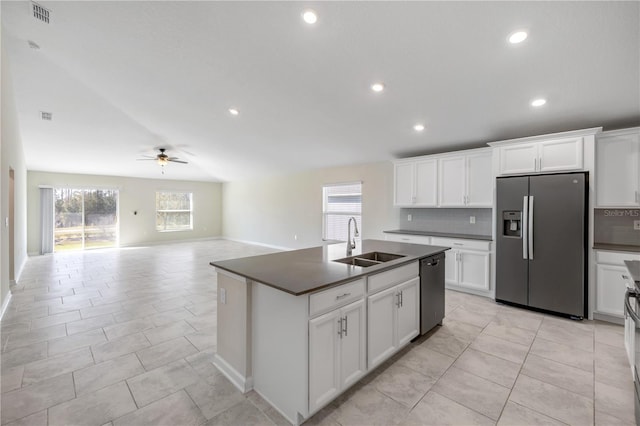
[539,157,542,170]
[623,274,630,280]
[343,316,348,336]
[335,293,351,300]
[453,243,463,246]
[337,318,343,338]
[400,290,403,307]
[533,158,537,171]
[396,292,401,308]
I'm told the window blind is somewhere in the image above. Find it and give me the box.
[323,183,362,241]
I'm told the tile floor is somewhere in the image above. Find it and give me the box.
[0,239,635,425]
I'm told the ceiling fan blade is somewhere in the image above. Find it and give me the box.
[137,158,157,161]
[168,159,188,164]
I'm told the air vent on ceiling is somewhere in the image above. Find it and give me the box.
[40,111,52,121]
[28,40,40,49]
[31,2,50,24]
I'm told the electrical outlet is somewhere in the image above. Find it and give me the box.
[220,288,227,305]
[634,220,640,230]
[470,216,476,224]
[407,214,412,222]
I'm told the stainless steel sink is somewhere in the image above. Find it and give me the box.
[333,251,406,267]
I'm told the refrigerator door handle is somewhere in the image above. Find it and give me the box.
[528,196,534,260]
[522,196,529,260]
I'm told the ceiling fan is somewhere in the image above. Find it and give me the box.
[137,148,188,174]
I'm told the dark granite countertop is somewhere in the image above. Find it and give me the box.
[625,260,640,286]
[384,229,493,241]
[593,243,640,253]
[210,239,449,296]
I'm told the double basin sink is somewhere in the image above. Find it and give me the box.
[333,251,405,268]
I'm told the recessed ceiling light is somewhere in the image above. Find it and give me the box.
[302,10,317,24]
[531,98,546,107]
[413,124,425,132]
[371,83,385,92]
[508,31,528,44]
[228,108,239,116]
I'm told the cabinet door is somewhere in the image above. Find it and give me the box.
[414,159,438,206]
[367,286,397,369]
[538,137,583,172]
[466,152,493,207]
[339,299,367,389]
[595,264,628,317]
[443,250,459,286]
[438,156,466,206]
[396,277,420,347]
[309,310,341,412]
[458,251,490,291]
[394,162,415,206]
[498,143,538,175]
[597,131,640,207]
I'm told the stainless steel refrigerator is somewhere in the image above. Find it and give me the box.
[495,172,587,318]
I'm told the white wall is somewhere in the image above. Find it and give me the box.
[222,161,399,249]
[1,38,29,310]
[27,171,223,254]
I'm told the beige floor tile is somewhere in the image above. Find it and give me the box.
[143,319,197,345]
[48,327,107,356]
[497,401,566,425]
[113,390,206,426]
[453,348,520,388]
[30,311,81,330]
[48,381,137,426]
[401,391,494,426]
[440,318,484,342]
[331,386,409,426]
[491,311,542,332]
[149,307,195,326]
[185,348,219,377]
[66,313,115,335]
[445,307,495,328]
[595,409,635,426]
[127,359,201,407]
[80,303,124,320]
[103,317,155,341]
[1,321,31,336]
[469,333,529,365]
[185,313,217,331]
[205,399,274,426]
[3,324,67,352]
[420,329,469,358]
[48,299,94,315]
[521,353,594,398]
[594,321,625,349]
[185,373,245,419]
[396,344,456,380]
[1,373,75,424]
[510,375,593,426]
[537,321,594,353]
[91,331,151,363]
[529,336,594,372]
[136,336,199,370]
[4,409,47,426]
[73,353,145,396]
[1,365,25,393]
[185,326,217,351]
[432,367,510,420]
[370,363,436,408]
[482,321,536,347]
[595,380,636,425]
[22,347,94,386]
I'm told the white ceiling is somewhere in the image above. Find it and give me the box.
[2,1,638,182]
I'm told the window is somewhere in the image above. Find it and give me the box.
[322,182,362,241]
[156,191,193,232]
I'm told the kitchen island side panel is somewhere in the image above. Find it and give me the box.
[252,282,309,424]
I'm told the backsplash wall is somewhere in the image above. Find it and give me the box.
[399,208,492,236]
[594,208,640,247]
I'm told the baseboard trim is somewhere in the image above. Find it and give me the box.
[0,291,13,321]
[14,256,28,283]
[593,311,624,325]
[212,354,253,393]
[118,236,224,248]
[222,237,292,252]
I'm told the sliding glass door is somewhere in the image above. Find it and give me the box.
[54,188,118,251]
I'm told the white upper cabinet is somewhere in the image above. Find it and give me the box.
[496,137,583,175]
[393,159,437,207]
[596,127,640,207]
[438,149,493,208]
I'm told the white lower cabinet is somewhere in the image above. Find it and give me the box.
[594,251,640,318]
[368,276,420,369]
[432,237,492,294]
[309,299,366,413]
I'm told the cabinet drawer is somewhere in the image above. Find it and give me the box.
[384,234,431,245]
[309,279,365,318]
[431,237,491,251]
[368,262,418,295]
[596,251,640,266]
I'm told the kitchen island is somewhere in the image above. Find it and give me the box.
[210,239,448,425]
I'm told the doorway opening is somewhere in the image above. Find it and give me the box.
[54,188,119,251]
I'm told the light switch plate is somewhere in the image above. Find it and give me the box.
[634,220,640,230]
[470,216,476,224]
[407,214,412,222]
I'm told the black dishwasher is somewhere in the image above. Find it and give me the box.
[420,252,445,335]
